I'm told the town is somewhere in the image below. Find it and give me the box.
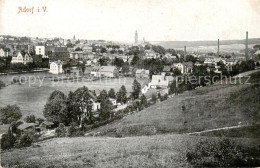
[0,30,260,167]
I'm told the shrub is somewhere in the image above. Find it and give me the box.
[1,129,16,150]
[186,138,260,167]
[15,133,33,148]
[0,80,5,89]
[55,123,66,137]
[68,122,80,137]
[24,115,36,123]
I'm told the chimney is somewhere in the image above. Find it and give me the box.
[217,39,219,57]
[184,46,186,58]
[245,31,248,60]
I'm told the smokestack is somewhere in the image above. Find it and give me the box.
[217,39,219,57]
[245,31,248,60]
[184,46,186,58]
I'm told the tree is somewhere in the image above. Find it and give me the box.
[108,88,116,99]
[152,94,157,103]
[99,57,110,66]
[1,129,16,150]
[131,55,139,66]
[99,99,113,121]
[172,68,182,76]
[0,105,22,124]
[24,115,36,123]
[113,57,124,67]
[140,94,148,108]
[122,62,130,75]
[132,79,141,99]
[75,47,82,51]
[116,85,127,104]
[97,90,108,102]
[185,55,197,63]
[73,86,93,127]
[43,90,68,126]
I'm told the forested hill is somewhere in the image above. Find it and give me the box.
[151,38,260,49]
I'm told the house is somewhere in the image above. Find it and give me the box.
[92,101,101,111]
[40,121,55,130]
[135,69,150,78]
[109,98,117,106]
[141,84,149,94]
[149,75,168,88]
[17,123,36,134]
[11,52,33,64]
[145,50,160,59]
[0,48,8,57]
[162,66,172,76]
[99,66,119,78]
[35,45,45,57]
[49,61,63,74]
[165,76,175,84]
[70,66,83,76]
[173,62,193,74]
[90,66,101,77]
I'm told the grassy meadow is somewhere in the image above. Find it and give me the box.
[0,72,148,118]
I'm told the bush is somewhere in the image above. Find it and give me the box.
[0,105,22,124]
[68,122,80,137]
[55,123,66,137]
[1,129,16,150]
[0,80,5,89]
[24,115,36,123]
[15,133,33,148]
[186,138,260,167]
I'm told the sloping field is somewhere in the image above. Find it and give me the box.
[90,74,260,137]
[1,134,189,168]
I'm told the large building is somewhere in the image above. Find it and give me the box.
[49,61,63,74]
[35,46,45,57]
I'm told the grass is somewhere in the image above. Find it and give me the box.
[1,134,189,168]
[2,133,258,168]
[0,72,148,118]
[89,72,260,137]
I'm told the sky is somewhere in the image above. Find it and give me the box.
[0,0,260,42]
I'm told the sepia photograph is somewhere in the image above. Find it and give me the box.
[0,0,260,167]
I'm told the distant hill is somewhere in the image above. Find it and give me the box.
[151,38,260,49]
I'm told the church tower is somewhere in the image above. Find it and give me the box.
[135,30,138,44]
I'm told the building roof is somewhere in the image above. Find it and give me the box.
[163,66,172,72]
[17,123,36,130]
[99,66,117,72]
[42,121,54,126]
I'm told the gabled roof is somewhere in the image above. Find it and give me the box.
[17,123,36,130]
[99,66,117,72]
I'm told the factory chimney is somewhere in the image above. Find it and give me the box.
[217,39,219,57]
[245,31,249,60]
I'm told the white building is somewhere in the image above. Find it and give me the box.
[11,52,33,64]
[0,48,8,57]
[49,61,63,74]
[172,62,193,74]
[35,46,45,56]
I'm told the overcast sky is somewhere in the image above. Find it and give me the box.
[0,0,259,42]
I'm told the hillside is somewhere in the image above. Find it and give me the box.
[2,133,258,168]
[89,72,260,137]
[151,38,260,49]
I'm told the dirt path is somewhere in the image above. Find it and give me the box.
[187,124,247,135]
